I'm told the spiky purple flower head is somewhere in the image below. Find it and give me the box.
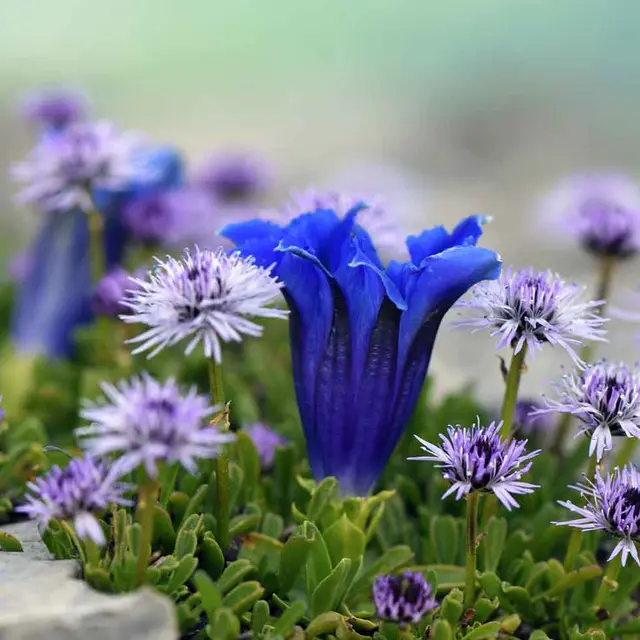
[244,423,287,469]
[455,266,606,364]
[409,419,540,510]
[21,88,87,130]
[541,174,640,259]
[191,152,271,203]
[373,571,438,625]
[554,464,640,566]
[16,457,130,546]
[77,374,234,478]
[11,120,149,212]
[538,361,640,461]
[91,267,139,318]
[121,247,288,362]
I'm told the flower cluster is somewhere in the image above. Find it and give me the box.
[410,420,540,509]
[373,571,438,624]
[244,423,287,469]
[456,266,606,363]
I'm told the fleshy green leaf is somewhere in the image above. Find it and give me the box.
[272,600,307,636]
[349,546,414,596]
[480,517,507,572]
[304,521,333,597]
[217,559,255,594]
[0,531,23,552]
[209,607,240,640]
[323,514,366,566]
[251,600,271,636]
[193,570,222,622]
[307,476,338,522]
[236,432,260,503]
[200,532,225,580]
[461,622,502,639]
[430,619,455,640]
[166,554,198,594]
[222,580,265,615]
[535,565,602,600]
[430,515,460,565]
[279,532,314,594]
[311,558,352,618]
[439,588,463,625]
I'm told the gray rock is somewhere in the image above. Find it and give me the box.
[1,520,52,560]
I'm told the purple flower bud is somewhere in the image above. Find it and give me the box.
[244,423,287,469]
[373,571,437,624]
[91,267,137,317]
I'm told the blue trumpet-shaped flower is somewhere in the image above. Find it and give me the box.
[221,205,501,494]
[11,146,183,359]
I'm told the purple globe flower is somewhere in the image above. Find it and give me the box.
[16,457,129,546]
[77,374,235,477]
[121,247,288,362]
[91,267,138,317]
[244,423,287,469]
[11,120,149,212]
[21,88,87,130]
[373,571,438,624]
[538,361,640,461]
[409,420,540,510]
[554,464,640,566]
[455,266,607,364]
[512,399,554,436]
[191,152,271,203]
[542,174,640,259]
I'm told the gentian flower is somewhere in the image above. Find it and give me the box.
[409,420,540,510]
[373,571,437,624]
[10,146,182,359]
[221,206,501,494]
[244,423,287,469]
[20,87,87,130]
[554,464,640,566]
[11,120,149,212]
[77,374,234,477]
[541,174,640,259]
[121,247,288,362]
[538,361,640,461]
[16,457,129,546]
[192,151,271,202]
[455,266,607,364]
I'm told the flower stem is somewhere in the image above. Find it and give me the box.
[60,520,87,564]
[86,207,105,285]
[208,357,230,553]
[499,345,528,439]
[464,492,479,610]
[136,478,158,587]
[594,553,622,610]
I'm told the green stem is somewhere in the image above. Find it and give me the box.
[464,492,479,610]
[60,520,87,564]
[499,345,528,439]
[208,357,230,552]
[86,207,105,285]
[594,553,622,610]
[136,479,158,587]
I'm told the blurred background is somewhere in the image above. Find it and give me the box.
[2,0,640,405]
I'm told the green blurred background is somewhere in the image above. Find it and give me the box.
[2,0,640,401]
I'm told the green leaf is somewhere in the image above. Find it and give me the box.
[304,521,333,596]
[182,488,208,527]
[349,546,414,596]
[311,557,352,618]
[209,607,240,640]
[461,622,502,639]
[308,476,338,522]
[529,632,551,640]
[535,565,602,600]
[305,612,342,639]
[478,572,502,599]
[272,600,307,636]
[251,599,271,635]
[84,566,114,593]
[0,531,23,552]
[409,565,465,591]
[229,513,261,537]
[609,619,640,635]
[439,588,464,625]
[430,619,454,640]
[430,515,460,564]
[168,492,190,526]
[175,529,198,559]
[222,580,265,615]
[499,614,522,634]
[261,512,284,540]
[323,514,366,566]
[480,517,507,572]
[200,532,225,579]
[167,554,199,593]
[236,432,260,503]
[279,532,314,594]
[503,585,532,612]
[152,504,176,550]
[193,570,222,622]
[217,559,255,594]
[473,597,498,623]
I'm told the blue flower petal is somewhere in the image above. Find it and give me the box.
[221,219,285,269]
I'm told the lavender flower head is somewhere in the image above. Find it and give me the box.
[539,361,640,461]
[11,120,149,212]
[512,399,555,436]
[455,266,606,364]
[16,457,129,545]
[21,88,87,130]
[554,464,640,566]
[77,374,234,477]
[121,247,288,362]
[409,419,540,510]
[91,267,138,317]
[192,152,271,202]
[541,174,640,259]
[244,423,287,469]
[373,571,438,624]
[269,189,408,259]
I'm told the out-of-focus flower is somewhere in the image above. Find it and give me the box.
[11,121,149,212]
[121,247,287,362]
[244,423,287,469]
[455,266,607,365]
[7,248,35,284]
[541,174,640,259]
[191,152,271,203]
[409,419,540,510]
[373,571,438,624]
[222,209,500,495]
[538,361,640,461]
[20,88,87,130]
[16,457,129,546]
[511,399,555,437]
[91,267,140,318]
[554,464,640,566]
[0,395,4,423]
[77,374,234,477]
